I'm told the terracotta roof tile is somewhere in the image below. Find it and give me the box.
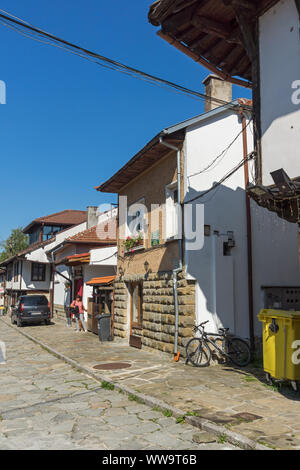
[23,210,87,233]
[66,218,117,245]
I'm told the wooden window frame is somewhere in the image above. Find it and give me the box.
[130,282,143,330]
[31,262,46,282]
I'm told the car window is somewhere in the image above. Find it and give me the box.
[22,296,48,306]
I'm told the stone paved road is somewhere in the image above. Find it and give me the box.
[0,321,237,450]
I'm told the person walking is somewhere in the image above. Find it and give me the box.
[70,295,87,332]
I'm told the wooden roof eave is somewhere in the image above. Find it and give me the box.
[149,0,281,85]
[96,131,184,194]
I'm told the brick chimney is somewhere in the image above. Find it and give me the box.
[203,75,232,113]
[87,206,98,229]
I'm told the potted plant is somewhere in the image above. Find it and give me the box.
[123,233,143,253]
[64,281,71,290]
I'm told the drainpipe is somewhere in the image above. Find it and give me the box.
[240,110,255,354]
[159,136,183,362]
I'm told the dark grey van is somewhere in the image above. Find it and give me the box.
[11,295,51,327]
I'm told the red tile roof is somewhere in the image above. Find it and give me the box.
[66,218,117,245]
[23,210,87,233]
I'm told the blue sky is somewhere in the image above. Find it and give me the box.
[0,0,251,242]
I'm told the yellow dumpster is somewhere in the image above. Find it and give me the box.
[258,309,300,383]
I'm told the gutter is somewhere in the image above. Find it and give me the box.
[159,136,183,362]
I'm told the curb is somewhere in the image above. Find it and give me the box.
[1,318,270,450]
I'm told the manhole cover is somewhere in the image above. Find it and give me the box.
[232,412,262,422]
[93,362,132,371]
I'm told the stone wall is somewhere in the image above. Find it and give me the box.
[113,270,196,357]
[53,304,65,322]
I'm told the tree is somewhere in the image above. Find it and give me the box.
[0,228,29,263]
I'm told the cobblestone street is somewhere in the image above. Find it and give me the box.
[0,320,237,450]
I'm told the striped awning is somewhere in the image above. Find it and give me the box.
[87,275,116,286]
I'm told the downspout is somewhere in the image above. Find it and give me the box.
[240,110,255,354]
[19,260,23,293]
[159,136,183,362]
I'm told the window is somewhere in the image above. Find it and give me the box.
[31,263,46,282]
[165,181,179,240]
[29,228,40,245]
[13,262,19,282]
[43,225,63,241]
[22,295,48,306]
[7,265,12,281]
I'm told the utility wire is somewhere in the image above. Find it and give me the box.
[187,119,253,180]
[0,9,252,108]
[185,152,255,204]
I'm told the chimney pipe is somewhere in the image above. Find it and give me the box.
[203,74,232,112]
[87,206,98,229]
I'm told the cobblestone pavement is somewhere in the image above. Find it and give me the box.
[2,317,300,450]
[0,320,237,450]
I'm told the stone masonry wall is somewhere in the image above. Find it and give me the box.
[113,270,196,357]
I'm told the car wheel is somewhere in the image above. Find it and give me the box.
[45,319,51,325]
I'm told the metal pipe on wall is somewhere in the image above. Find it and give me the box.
[240,111,255,353]
[159,136,183,361]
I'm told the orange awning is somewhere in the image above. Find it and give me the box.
[87,275,116,286]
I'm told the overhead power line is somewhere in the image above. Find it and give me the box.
[0,9,252,108]
[187,118,253,180]
[185,152,256,204]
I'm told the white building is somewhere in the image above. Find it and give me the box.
[49,208,117,330]
[0,210,87,313]
[148,0,300,348]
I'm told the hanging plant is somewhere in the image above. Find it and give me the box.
[64,281,71,289]
[123,233,143,252]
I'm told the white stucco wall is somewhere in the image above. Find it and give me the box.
[184,104,299,339]
[251,202,300,335]
[89,246,117,266]
[53,264,71,307]
[21,260,51,292]
[184,109,253,338]
[259,0,300,184]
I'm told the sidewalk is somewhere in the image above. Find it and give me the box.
[2,317,300,450]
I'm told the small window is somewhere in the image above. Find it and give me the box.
[31,263,46,282]
[165,181,179,240]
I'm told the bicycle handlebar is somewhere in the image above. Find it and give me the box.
[194,320,209,331]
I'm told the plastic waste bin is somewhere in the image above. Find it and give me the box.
[96,314,112,341]
[258,309,300,382]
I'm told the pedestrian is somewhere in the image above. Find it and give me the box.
[70,296,87,333]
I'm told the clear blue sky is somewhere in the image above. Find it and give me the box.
[0,0,251,242]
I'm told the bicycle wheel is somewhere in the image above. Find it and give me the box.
[227,338,251,367]
[186,338,211,367]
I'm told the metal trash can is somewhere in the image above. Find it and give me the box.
[96,314,112,341]
[258,309,300,390]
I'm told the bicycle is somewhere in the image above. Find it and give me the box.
[185,320,251,367]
